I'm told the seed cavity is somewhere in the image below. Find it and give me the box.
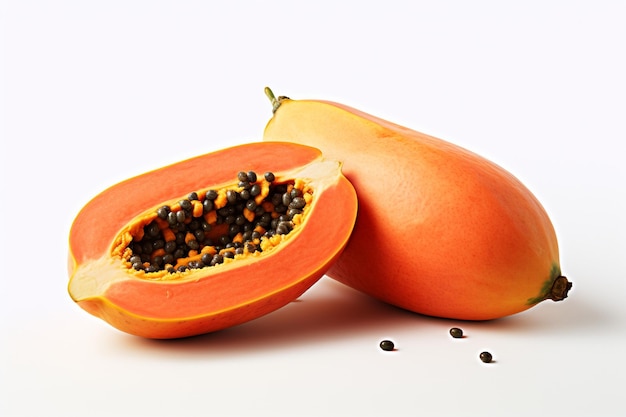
[116,170,312,279]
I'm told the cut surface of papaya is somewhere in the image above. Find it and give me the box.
[68,142,358,338]
[263,88,571,321]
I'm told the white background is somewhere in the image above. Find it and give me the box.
[2,1,625,416]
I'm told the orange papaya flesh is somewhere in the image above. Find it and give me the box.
[68,142,358,338]
[263,90,571,321]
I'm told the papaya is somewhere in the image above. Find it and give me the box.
[263,88,572,320]
[68,142,357,338]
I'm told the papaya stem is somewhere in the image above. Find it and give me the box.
[546,276,572,301]
[264,87,281,114]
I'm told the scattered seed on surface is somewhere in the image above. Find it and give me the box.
[479,351,493,363]
[379,340,395,351]
[449,327,464,338]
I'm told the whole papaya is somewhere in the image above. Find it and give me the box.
[263,88,571,320]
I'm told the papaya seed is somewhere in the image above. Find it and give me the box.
[205,189,218,200]
[449,327,464,338]
[246,171,257,183]
[479,351,493,363]
[379,340,395,351]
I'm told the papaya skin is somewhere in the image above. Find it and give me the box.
[263,89,571,321]
[68,142,358,338]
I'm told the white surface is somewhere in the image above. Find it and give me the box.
[2,1,625,416]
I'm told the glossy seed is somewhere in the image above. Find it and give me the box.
[379,340,395,351]
[237,171,248,182]
[479,351,493,363]
[264,172,275,182]
[205,190,218,200]
[179,199,192,211]
[157,206,170,220]
[450,327,464,338]
[289,196,306,209]
[250,184,261,197]
[226,190,238,204]
[246,171,257,183]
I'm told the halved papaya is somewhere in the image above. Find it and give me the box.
[68,142,357,338]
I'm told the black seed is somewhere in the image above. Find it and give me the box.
[264,172,275,182]
[228,224,240,237]
[379,340,395,351]
[163,254,174,265]
[276,221,292,235]
[188,192,198,201]
[210,254,224,266]
[179,199,192,211]
[129,255,142,264]
[205,190,218,200]
[250,184,261,197]
[153,256,164,267]
[201,253,212,265]
[479,351,493,363]
[188,219,200,230]
[176,211,186,223]
[200,220,212,232]
[175,232,186,245]
[167,211,178,226]
[223,251,235,259]
[287,208,302,218]
[237,171,248,182]
[271,193,282,206]
[450,328,464,338]
[152,239,165,250]
[194,229,205,242]
[245,199,257,211]
[187,240,199,250]
[177,265,188,272]
[226,190,238,204]
[245,171,257,183]
[289,196,306,209]
[240,189,251,200]
[254,205,265,217]
[157,206,170,220]
[145,222,160,238]
[282,193,292,207]
[218,206,235,217]
[290,188,302,198]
